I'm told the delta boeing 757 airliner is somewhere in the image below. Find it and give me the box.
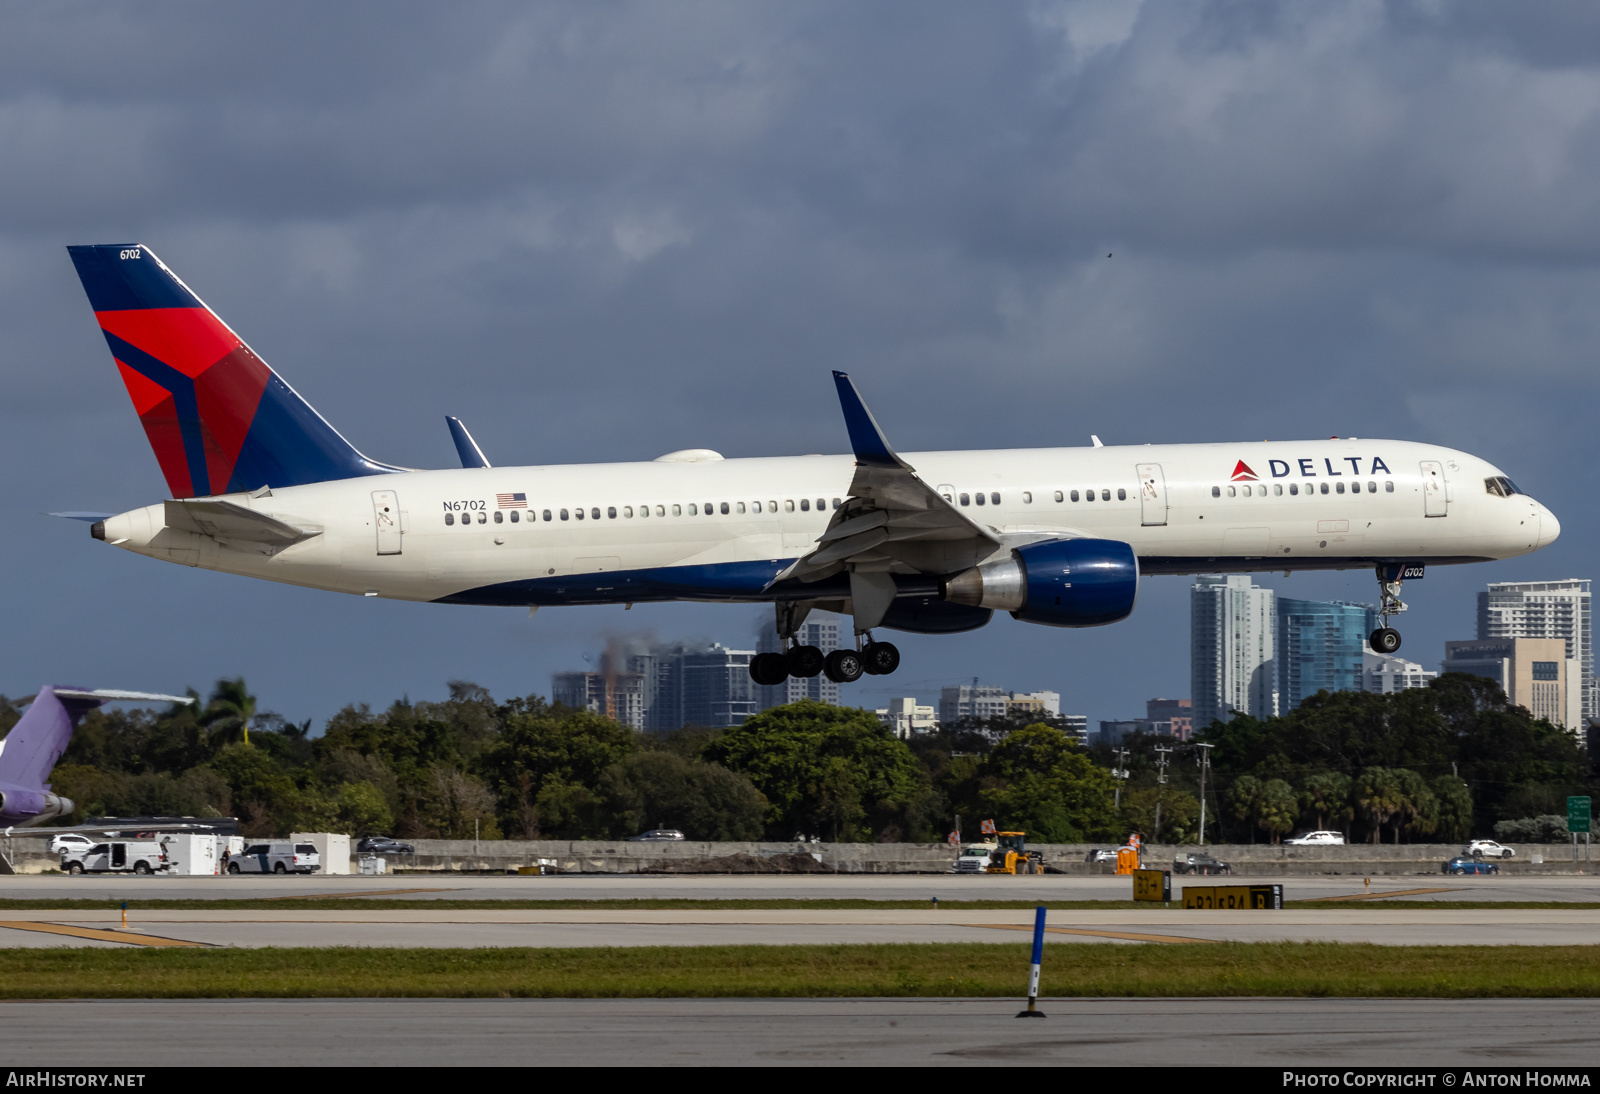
[66,244,1559,687]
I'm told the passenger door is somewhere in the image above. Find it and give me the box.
[110,843,127,869]
[1136,464,1167,527]
[372,490,402,554]
[1419,461,1448,517]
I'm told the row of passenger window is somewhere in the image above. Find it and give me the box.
[947,489,1128,506]
[1211,481,1394,498]
[443,497,845,527]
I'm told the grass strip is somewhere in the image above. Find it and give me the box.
[0,898,1591,912]
[1,943,1600,998]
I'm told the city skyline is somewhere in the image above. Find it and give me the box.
[540,573,1593,738]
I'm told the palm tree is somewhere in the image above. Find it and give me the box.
[201,678,257,747]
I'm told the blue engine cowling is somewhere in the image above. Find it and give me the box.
[941,538,1138,628]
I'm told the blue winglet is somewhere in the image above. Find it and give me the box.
[832,371,903,469]
[446,416,491,469]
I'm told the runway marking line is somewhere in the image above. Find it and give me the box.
[265,888,465,901]
[967,923,1216,945]
[0,922,209,948]
[1315,888,1466,902]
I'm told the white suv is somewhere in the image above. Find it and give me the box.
[50,833,95,856]
[1464,840,1515,859]
[1284,831,1346,846]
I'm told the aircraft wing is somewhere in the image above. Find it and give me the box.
[777,373,1001,630]
[164,499,321,554]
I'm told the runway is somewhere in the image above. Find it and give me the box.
[3,904,1598,948]
[0,997,1592,1066]
[4,871,1598,903]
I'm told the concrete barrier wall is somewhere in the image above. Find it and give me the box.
[374,839,1596,876]
[5,834,1591,875]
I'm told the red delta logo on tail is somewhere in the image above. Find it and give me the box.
[101,309,272,499]
[1231,460,1259,482]
[67,244,401,498]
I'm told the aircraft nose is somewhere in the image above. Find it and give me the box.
[1537,504,1561,548]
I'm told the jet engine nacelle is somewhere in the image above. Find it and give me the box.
[941,538,1138,628]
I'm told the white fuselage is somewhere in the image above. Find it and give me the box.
[94,438,1558,609]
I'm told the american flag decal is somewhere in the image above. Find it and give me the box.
[496,492,527,508]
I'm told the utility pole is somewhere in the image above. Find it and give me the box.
[1195,743,1213,846]
[1153,744,1172,844]
[1112,747,1130,808]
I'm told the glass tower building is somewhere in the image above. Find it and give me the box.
[1191,575,1276,729]
[1276,598,1377,711]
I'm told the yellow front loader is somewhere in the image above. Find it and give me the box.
[985,831,1045,874]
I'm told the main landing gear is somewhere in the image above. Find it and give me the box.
[1369,564,1407,655]
[748,604,901,686]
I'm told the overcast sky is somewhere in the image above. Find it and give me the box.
[1,1,1595,728]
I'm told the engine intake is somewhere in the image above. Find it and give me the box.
[942,538,1138,628]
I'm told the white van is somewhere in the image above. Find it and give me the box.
[225,841,321,874]
[62,841,167,875]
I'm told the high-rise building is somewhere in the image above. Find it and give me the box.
[679,644,758,728]
[1363,652,1437,694]
[755,616,841,710]
[939,682,1012,724]
[1444,638,1582,730]
[551,669,648,729]
[1276,598,1376,711]
[1191,575,1276,728]
[1004,691,1061,719]
[937,684,1060,723]
[1059,714,1089,744]
[1146,698,1193,739]
[1478,580,1593,722]
[876,698,938,739]
[557,638,759,731]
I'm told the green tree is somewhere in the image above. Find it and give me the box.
[1224,776,1298,843]
[598,752,767,840]
[200,678,257,748]
[479,705,636,836]
[1120,786,1200,845]
[1418,775,1473,843]
[422,766,502,840]
[701,701,928,841]
[334,781,395,836]
[1299,772,1353,833]
[973,724,1118,843]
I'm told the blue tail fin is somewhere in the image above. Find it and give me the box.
[66,243,403,497]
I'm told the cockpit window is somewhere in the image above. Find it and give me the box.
[1484,476,1521,497]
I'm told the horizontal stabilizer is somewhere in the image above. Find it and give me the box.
[48,511,114,522]
[446,416,491,468]
[164,498,320,551]
[50,689,194,705]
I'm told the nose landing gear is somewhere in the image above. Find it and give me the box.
[1369,564,1408,654]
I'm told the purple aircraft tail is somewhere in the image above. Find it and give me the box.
[0,687,192,826]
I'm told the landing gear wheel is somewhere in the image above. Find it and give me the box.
[749,652,790,686]
[1369,627,1402,654]
[786,645,825,679]
[860,641,900,676]
[823,648,864,683]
